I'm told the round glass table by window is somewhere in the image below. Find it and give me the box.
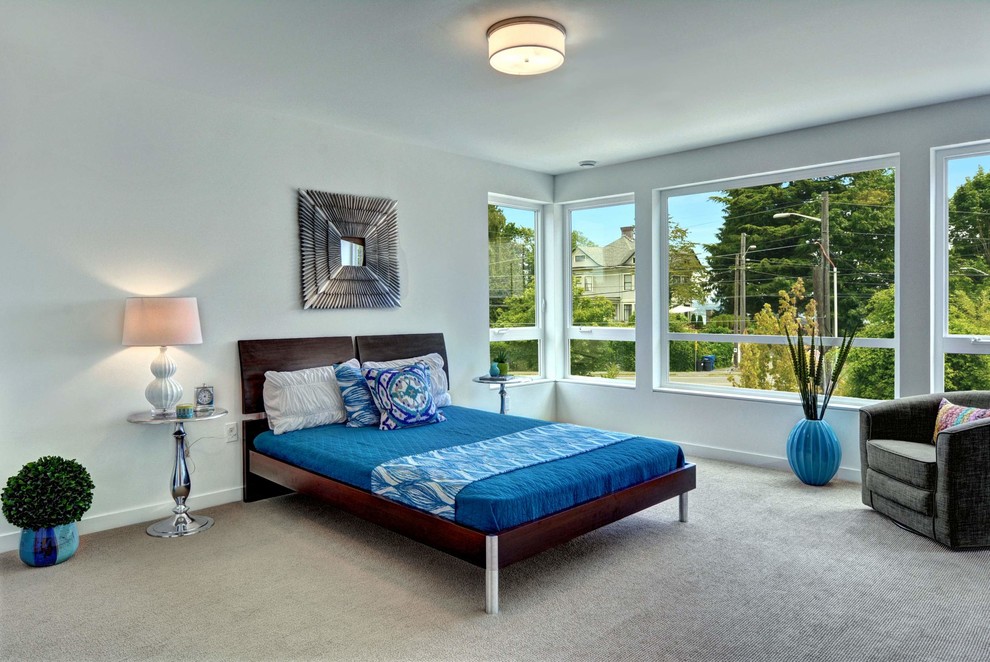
[127,408,228,538]
[472,375,530,414]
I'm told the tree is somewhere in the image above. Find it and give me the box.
[948,165,990,270]
[944,167,990,391]
[571,229,596,251]
[730,279,813,391]
[669,221,706,306]
[945,289,990,392]
[838,286,895,400]
[488,204,534,325]
[704,169,894,336]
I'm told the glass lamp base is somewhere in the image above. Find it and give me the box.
[146,513,214,538]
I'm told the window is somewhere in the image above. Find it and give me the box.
[660,158,897,399]
[489,197,542,376]
[935,142,990,392]
[565,196,635,382]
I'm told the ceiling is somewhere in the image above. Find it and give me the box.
[5,0,990,174]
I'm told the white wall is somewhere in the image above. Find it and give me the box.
[0,46,553,551]
[553,95,990,479]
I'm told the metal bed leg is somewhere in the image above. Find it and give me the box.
[485,535,499,614]
[679,492,688,523]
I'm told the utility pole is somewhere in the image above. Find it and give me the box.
[733,232,752,369]
[733,253,740,334]
[732,252,740,368]
[820,192,831,336]
[739,232,748,334]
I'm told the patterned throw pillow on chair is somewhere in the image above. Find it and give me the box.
[362,363,446,430]
[932,398,990,443]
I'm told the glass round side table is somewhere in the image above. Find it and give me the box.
[472,375,529,414]
[127,408,228,537]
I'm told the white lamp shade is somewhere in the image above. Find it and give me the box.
[487,17,566,76]
[122,297,203,347]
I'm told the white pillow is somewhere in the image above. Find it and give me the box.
[361,352,451,407]
[263,362,352,434]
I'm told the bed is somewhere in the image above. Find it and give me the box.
[237,333,696,614]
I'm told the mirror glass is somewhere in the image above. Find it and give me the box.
[340,237,365,267]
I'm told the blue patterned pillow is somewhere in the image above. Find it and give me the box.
[333,360,381,428]
[362,363,446,430]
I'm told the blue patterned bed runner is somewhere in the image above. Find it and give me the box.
[370,423,634,520]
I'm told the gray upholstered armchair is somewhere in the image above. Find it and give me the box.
[860,391,990,548]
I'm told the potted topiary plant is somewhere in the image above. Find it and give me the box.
[2,456,94,567]
[492,348,509,377]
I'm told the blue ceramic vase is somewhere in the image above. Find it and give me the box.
[19,523,79,567]
[786,418,841,486]
[489,362,500,377]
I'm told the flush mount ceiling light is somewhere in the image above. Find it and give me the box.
[487,16,566,75]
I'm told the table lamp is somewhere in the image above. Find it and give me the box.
[122,297,203,417]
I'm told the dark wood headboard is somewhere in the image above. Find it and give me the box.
[237,336,356,415]
[355,333,449,380]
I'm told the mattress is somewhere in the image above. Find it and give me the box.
[253,405,684,533]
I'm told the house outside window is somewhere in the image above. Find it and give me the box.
[934,142,990,392]
[488,196,543,376]
[566,196,635,382]
[660,158,897,399]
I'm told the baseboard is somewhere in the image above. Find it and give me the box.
[0,486,242,554]
[678,441,861,484]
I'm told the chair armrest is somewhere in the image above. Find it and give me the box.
[935,418,990,546]
[937,417,990,472]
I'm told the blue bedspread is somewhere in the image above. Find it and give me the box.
[253,406,684,533]
[371,423,635,519]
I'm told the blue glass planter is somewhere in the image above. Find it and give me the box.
[786,418,841,486]
[19,523,79,567]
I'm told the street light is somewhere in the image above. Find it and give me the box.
[772,212,821,222]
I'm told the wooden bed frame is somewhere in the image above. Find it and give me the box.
[237,333,696,614]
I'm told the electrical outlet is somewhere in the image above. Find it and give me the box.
[225,422,238,443]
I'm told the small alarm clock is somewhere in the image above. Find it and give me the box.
[195,384,215,412]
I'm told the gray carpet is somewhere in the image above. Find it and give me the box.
[3,458,989,662]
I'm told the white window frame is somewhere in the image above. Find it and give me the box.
[656,155,899,400]
[488,194,545,377]
[563,194,636,382]
[933,140,990,390]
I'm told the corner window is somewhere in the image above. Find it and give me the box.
[565,196,635,382]
[660,159,896,399]
[935,143,990,392]
[488,197,543,377]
